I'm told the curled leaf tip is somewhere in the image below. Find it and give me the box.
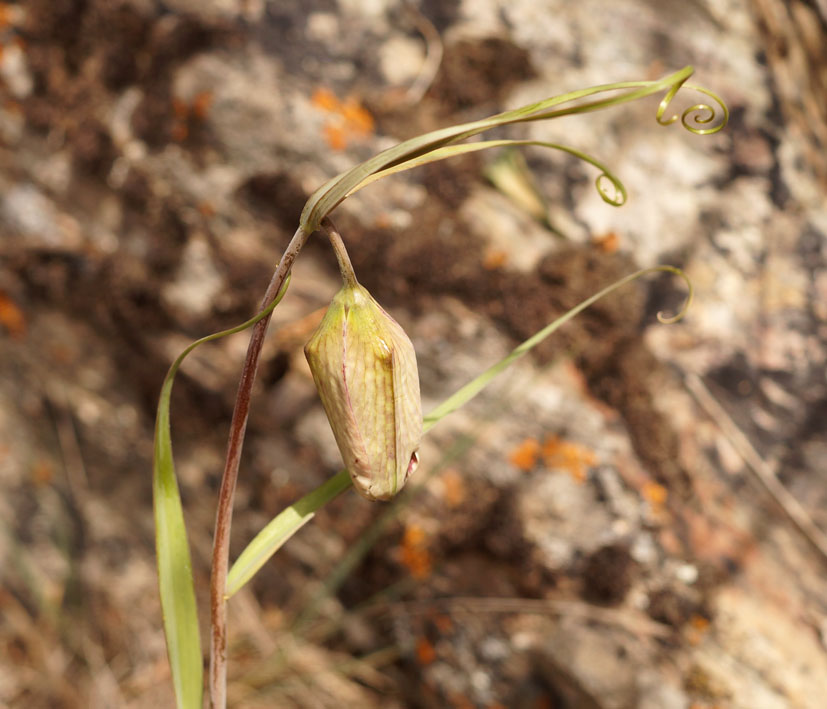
[680,86,729,135]
[657,78,729,136]
[652,265,693,324]
[596,171,627,206]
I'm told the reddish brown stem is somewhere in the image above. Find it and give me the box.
[209,225,309,708]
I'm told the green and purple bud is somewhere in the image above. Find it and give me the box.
[304,282,422,501]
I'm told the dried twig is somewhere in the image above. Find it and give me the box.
[361,596,672,638]
[685,372,827,567]
[403,3,444,104]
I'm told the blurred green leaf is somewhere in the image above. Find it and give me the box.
[484,149,550,224]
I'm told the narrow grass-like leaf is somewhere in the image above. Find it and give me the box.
[423,265,691,432]
[300,66,726,231]
[226,266,692,597]
[226,470,352,597]
[153,278,290,709]
[344,139,627,206]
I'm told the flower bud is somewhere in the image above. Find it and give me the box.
[304,282,422,500]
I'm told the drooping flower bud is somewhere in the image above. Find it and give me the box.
[304,282,422,501]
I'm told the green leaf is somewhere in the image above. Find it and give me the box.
[299,66,726,232]
[153,277,290,709]
[226,266,692,598]
[226,470,352,598]
[153,387,202,709]
[344,139,627,207]
[423,265,691,432]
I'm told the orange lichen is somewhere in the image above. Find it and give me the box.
[509,437,540,471]
[191,90,214,120]
[593,231,620,252]
[642,480,668,507]
[31,459,54,487]
[340,97,374,136]
[433,613,453,633]
[322,123,347,151]
[482,247,508,270]
[0,4,21,31]
[690,614,710,631]
[541,434,596,482]
[415,636,436,665]
[439,468,466,507]
[0,5,23,63]
[0,291,26,338]
[311,87,340,112]
[686,614,710,646]
[400,523,432,579]
[170,92,213,142]
[312,87,375,151]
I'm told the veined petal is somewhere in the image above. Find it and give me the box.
[305,283,422,500]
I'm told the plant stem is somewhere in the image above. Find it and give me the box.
[321,217,358,287]
[209,225,309,709]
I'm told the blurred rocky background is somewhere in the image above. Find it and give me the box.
[1,0,826,707]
